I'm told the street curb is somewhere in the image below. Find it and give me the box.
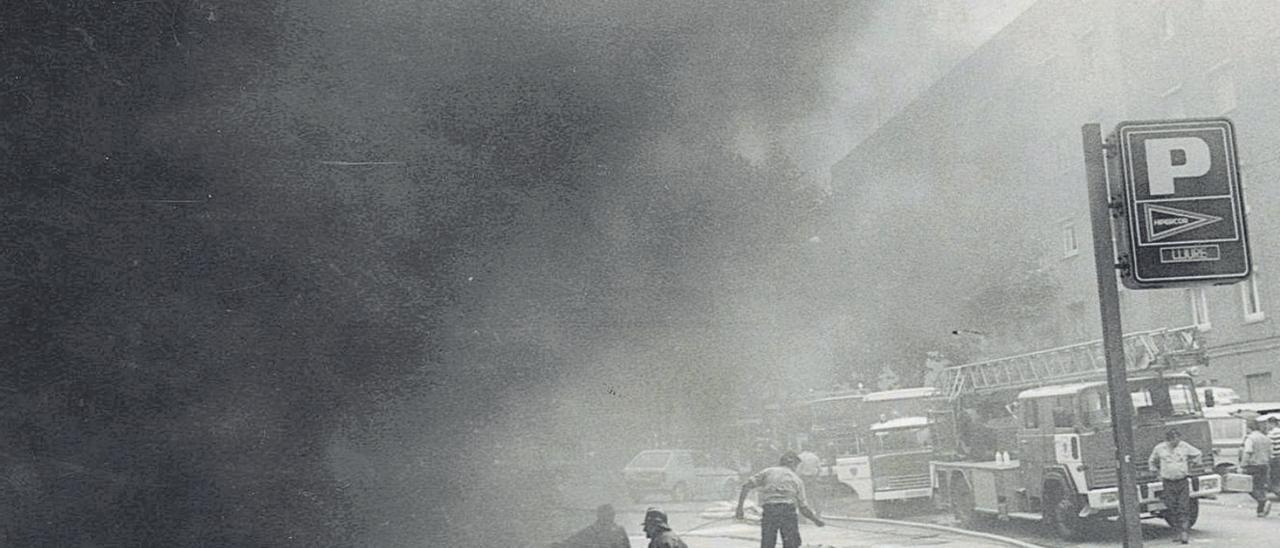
[822,515,1047,548]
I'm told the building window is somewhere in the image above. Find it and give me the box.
[1211,65,1238,114]
[1061,222,1079,258]
[1242,270,1264,323]
[1246,372,1274,402]
[1189,287,1211,330]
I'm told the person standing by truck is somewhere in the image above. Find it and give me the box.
[1242,418,1273,518]
[1266,415,1280,495]
[735,451,825,548]
[1148,428,1203,544]
[795,445,823,515]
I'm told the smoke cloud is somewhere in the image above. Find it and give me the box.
[3,0,1032,545]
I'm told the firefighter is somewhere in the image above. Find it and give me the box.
[640,508,687,548]
[1148,428,1202,544]
[735,451,825,548]
[552,504,630,548]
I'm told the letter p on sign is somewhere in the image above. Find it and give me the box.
[1144,137,1211,196]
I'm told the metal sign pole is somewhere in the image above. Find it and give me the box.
[1082,123,1144,548]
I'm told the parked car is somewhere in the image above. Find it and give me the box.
[1204,402,1280,475]
[623,449,740,502]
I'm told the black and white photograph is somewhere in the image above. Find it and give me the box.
[6,1,1280,546]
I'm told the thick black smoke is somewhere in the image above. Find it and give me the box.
[3,1,863,545]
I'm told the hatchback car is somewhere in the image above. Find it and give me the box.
[622,449,740,502]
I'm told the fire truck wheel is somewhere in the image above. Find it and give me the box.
[1049,495,1087,540]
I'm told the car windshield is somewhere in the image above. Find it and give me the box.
[628,451,671,468]
[874,427,931,452]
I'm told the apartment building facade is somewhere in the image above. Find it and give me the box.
[831,0,1280,400]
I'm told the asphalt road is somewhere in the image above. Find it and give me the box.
[546,491,1280,547]
[902,492,1280,547]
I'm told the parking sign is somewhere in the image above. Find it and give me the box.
[1114,118,1251,288]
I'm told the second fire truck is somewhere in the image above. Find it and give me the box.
[928,326,1222,540]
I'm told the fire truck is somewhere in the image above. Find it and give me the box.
[928,326,1221,540]
[861,387,942,517]
[806,386,941,505]
[806,390,872,499]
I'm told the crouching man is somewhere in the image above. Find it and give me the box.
[735,451,825,548]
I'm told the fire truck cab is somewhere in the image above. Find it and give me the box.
[868,415,935,517]
[861,387,941,517]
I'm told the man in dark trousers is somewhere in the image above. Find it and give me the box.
[795,445,823,515]
[1242,418,1273,518]
[735,451,825,548]
[1266,415,1280,495]
[640,508,687,548]
[1148,428,1203,544]
[553,504,630,548]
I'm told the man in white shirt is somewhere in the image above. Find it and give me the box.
[1148,429,1203,544]
[1242,418,1273,518]
[735,451,825,548]
[795,446,823,515]
[1266,416,1280,495]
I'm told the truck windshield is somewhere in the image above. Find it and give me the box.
[874,427,931,452]
[1081,387,1110,426]
[1129,378,1199,419]
[810,397,866,457]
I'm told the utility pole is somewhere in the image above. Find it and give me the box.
[1082,123,1143,548]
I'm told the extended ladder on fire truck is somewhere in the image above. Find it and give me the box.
[936,326,1206,400]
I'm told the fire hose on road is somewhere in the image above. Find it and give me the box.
[684,503,1046,547]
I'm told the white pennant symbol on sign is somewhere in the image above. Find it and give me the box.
[1144,204,1223,242]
